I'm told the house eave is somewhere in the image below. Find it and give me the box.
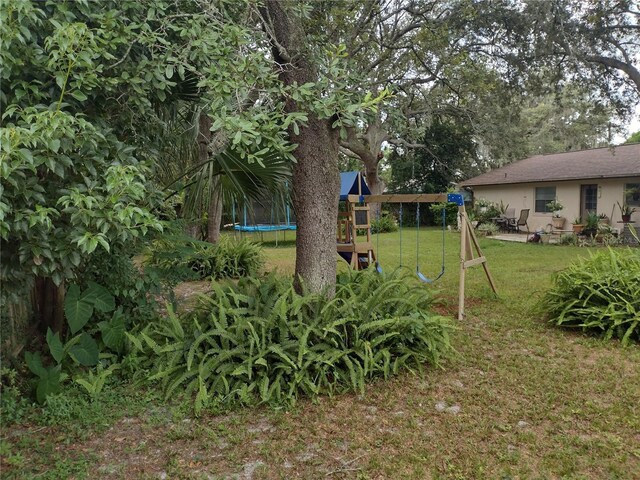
[460,173,640,188]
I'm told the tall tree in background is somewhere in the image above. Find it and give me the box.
[389,119,479,194]
[466,0,640,115]
[626,131,640,144]
[327,2,510,200]
[518,89,613,154]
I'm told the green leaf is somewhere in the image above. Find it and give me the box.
[83,282,115,313]
[70,90,88,101]
[99,311,126,353]
[25,351,46,377]
[49,138,61,153]
[46,328,64,363]
[125,332,144,352]
[65,284,93,334]
[68,333,99,366]
[36,367,62,404]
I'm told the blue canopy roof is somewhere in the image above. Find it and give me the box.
[340,171,371,201]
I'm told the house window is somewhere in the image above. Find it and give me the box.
[535,187,556,213]
[625,183,640,207]
[582,184,598,213]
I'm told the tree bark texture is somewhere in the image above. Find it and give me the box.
[32,277,65,333]
[262,0,341,294]
[207,179,223,243]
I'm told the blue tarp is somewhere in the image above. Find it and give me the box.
[340,171,371,201]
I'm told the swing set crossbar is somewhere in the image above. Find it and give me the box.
[347,193,464,205]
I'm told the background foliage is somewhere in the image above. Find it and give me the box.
[145,235,265,283]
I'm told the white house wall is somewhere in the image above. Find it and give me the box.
[470,176,640,232]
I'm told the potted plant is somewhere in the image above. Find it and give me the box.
[617,201,637,223]
[598,213,609,225]
[572,216,584,234]
[546,200,565,229]
[583,211,599,236]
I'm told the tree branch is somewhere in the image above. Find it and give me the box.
[585,55,640,91]
[256,3,292,64]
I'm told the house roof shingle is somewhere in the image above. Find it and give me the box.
[459,143,640,187]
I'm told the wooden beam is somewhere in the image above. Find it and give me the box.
[457,205,497,320]
[346,194,449,204]
[467,226,498,295]
[458,206,467,321]
[463,256,487,268]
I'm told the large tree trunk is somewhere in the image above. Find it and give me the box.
[291,119,340,293]
[207,180,223,243]
[362,154,384,218]
[262,1,340,294]
[32,277,65,333]
[196,112,223,244]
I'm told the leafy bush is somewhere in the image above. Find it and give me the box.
[477,222,499,236]
[371,212,399,233]
[77,246,164,326]
[558,233,577,245]
[430,202,459,226]
[130,269,453,412]
[24,283,126,403]
[541,248,640,345]
[0,368,31,424]
[146,235,264,282]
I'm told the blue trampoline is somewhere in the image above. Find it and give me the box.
[235,224,296,232]
[233,172,369,243]
[232,200,296,245]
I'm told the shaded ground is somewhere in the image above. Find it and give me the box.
[2,235,639,479]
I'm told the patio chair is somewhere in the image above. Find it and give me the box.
[499,207,516,232]
[507,209,529,234]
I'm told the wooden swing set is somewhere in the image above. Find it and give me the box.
[336,172,497,320]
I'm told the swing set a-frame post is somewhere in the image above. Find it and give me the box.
[457,204,497,320]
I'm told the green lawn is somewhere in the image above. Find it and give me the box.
[2,230,639,479]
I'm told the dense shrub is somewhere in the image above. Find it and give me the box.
[370,212,399,233]
[541,248,640,345]
[77,246,164,325]
[0,368,31,424]
[430,202,459,226]
[130,269,453,412]
[145,235,264,282]
[473,199,501,226]
[477,222,499,236]
[558,233,577,245]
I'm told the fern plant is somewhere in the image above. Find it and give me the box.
[541,248,640,345]
[131,269,453,413]
[145,234,264,282]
